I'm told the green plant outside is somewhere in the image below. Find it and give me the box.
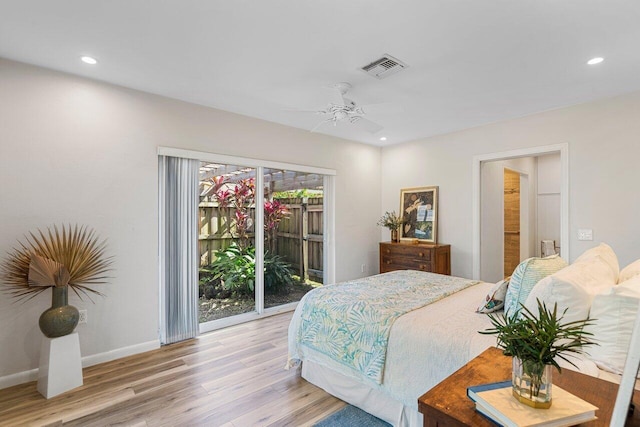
[272,189,323,199]
[202,242,293,297]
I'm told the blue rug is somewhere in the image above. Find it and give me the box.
[314,405,392,427]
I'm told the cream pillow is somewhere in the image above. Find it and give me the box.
[523,254,616,324]
[503,255,567,318]
[619,258,640,283]
[584,275,640,375]
[574,243,620,282]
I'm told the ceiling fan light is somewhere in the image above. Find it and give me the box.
[587,57,604,65]
[81,56,98,65]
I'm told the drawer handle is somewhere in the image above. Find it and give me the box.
[386,249,390,253]
[420,265,426,269]
[386,260,392,264]
[418,252,424,257]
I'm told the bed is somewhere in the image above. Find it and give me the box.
[287,270,499,426]
[287,262,640,427]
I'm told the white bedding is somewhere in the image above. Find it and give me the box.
[288,274,498,425]
[288,272,632,427]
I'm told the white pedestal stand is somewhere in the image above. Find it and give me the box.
[37,332,83,398]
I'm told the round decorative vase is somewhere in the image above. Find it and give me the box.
[512,356,553,408]
[39,287,80,338]
[391,228,399,242]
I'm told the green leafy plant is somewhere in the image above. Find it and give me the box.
[481,300,596,370]
[209,242,256,297]
[264,252,294,294]
[377,211,404,231]
[480,300,596,400]
[208,242,294,297]
[272,189,323,199]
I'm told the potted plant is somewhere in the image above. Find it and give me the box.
[377,211,404,242]
[1,225,112,338]
[480,300,596,408]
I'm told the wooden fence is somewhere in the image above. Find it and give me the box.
[199,197,323,282]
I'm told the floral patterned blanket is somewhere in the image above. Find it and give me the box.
[296,270,479,384]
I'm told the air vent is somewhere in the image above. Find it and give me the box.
[360,54,408,80]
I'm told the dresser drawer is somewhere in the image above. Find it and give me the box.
[381,256,433,272]
[379,242,451,275]
[381,244,432,261]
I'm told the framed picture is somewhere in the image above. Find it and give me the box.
[399,186,438,243]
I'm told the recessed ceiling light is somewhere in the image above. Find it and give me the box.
[587,57,604,65]
[380,137,387,141]
[81,56,98,65]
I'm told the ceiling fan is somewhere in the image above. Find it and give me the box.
[290,82,389,134]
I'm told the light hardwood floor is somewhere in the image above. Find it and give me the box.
[0,312,346,427]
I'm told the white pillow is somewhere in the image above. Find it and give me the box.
[574,243,620,282]
[616,273,640,296]
[523,255,616,324]
[584,275,640,375]
[619,258,640,283]
[503,255,568,318]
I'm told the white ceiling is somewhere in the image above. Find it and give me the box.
[1,1,639,146]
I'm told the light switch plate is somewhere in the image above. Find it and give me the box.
[578,229,593,241]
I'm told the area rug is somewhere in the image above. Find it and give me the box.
[313,405,392,427]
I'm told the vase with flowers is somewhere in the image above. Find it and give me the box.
[480,300,595,408]
[377,211,404,242]
[1,224,112,338]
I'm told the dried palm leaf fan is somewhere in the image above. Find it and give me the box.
[1,224,112,337]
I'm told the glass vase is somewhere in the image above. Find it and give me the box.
[512,356,553,408]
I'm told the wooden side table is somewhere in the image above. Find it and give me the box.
[379,242,451,275]
[418,347,640,427]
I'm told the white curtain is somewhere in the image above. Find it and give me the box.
[159,155,200,344]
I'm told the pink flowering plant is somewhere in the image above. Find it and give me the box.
[203,176,289,249]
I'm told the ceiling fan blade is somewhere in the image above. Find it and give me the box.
[283,108,325,114]
[326,82,352,106]
[359,102,403,115]
[310,118,334,133]
[351,116,384,134]
[327,88,346,106]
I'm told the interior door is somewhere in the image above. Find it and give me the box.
[503,169,520,277]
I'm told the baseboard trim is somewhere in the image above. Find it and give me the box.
[0,339,160,390]
[80,340,160,368]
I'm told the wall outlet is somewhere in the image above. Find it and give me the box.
[79,309,87,324]
[577,229,593,241]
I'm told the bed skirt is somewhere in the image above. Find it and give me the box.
[302,359,423,427]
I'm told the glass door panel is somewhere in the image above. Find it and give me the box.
[263,168,324,310]
[198,162,256,323]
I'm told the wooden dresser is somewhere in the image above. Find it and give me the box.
[379,242,451,275]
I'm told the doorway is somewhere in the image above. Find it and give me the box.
[472,143,569,281]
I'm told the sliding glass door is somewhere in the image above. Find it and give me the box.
[180,151,335,333]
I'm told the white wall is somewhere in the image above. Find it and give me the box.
[480,157,537,282]
[0,58,381,385]
[381,90,640,278]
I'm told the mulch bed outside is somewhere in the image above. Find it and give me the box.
[198,281,316,322]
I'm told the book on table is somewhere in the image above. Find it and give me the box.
[467,380,598,427]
